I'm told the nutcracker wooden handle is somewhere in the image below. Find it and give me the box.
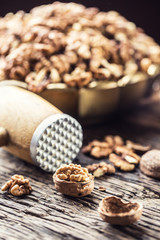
[0,85,83,172]
[0,86,62,163]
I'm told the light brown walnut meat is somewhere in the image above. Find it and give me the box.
[63,68,92,87]
[82,140,112,158]
[109,153,135,171]
[90,146,112,158]
[114,145,140,163]
[126,140,151,152]
[55,163,91,182]
[87,162,115,177]
[1,175,32,196]
[104,135,124,147]
[53,164,94,197]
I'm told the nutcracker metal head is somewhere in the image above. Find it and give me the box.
[30,113,83,172]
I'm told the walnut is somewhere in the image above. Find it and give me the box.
[50,68,61,83]
[77,44,91,59]
[140,149,160,179]
[126,140,151,152]
[63,68,92,87]
[82,140,112,158]
[100,59,123,78]
[114,145,141,163]
[109,153,135,171]
[87,162,115,177]
[83,140,110,151]
[65,51,78,64]
[50,55,70,74]
[53,164,94,197]
[104,135,124,147]
[23,28,65,53]
[124,60,138,75]
[26,68,50,93]
[98,196,143,225]
[140,58,152,72]
[93,68,111,79]
[90,47,103,71]
[118,42,133,63]
[1,175,32,196]
[91,147,112,158]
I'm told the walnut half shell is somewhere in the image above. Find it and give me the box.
[53,173,94,197]
[98,196,143,225]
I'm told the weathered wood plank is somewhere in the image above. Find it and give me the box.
[0,96,160,240]
[0,146,160,240]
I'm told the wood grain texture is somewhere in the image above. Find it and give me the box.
[0,94,160,240]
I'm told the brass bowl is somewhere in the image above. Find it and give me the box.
[0,69,159,121]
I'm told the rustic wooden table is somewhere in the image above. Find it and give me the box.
[0,93,160,240]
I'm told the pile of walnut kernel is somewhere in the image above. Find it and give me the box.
[0,2,160,93]
[83,135,150,172]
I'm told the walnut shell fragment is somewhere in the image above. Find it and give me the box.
[98,196,143,225]
[53,164,94,197]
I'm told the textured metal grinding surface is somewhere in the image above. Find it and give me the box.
[31,114,83,172]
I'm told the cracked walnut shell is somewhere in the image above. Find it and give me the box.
[1,175,32,196]
[98,196,143,225]
[53,164,94,197]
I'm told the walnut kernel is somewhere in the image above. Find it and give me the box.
[87,162,115,177]
[109,153,135,171]
[1,175,32,196]
[126,140,151,152]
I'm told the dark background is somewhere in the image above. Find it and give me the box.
[0,0,160,43]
